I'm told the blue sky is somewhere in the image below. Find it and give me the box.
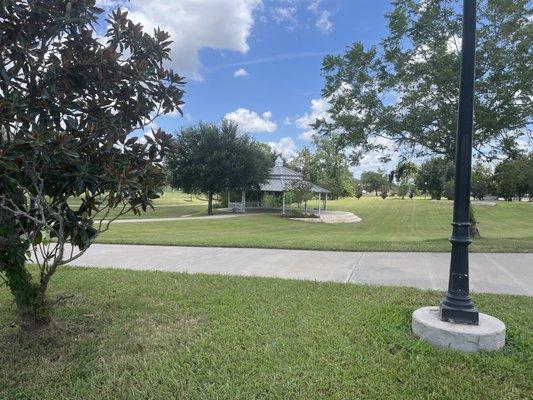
[97,1,396,175]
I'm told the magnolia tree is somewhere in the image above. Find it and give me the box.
[0,1,185,330]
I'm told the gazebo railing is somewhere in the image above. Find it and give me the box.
[228,201,263,212]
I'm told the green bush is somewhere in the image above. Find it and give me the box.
[283,209,319,218]
[263,193,283,208]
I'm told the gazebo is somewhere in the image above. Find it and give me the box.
[229,157,330,214]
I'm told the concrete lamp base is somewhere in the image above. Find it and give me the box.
[412,306,506,352]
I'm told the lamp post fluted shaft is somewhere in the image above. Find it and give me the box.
[439,0,479,325]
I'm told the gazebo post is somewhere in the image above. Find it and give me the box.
[325,193,328,211]
[318,193,321,216]
[242,190,246,213]
[282,192,286,215]
[227,191,230,209]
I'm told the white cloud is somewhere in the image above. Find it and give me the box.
[295,98,331,140]
[349,137,398,178]
[446,35,462,54]
[268,0,333,35]
[97,0,261,80]
[224,108,277,133]
[283,116,292,125]
[315,10,333,35]
[516,135,532,152]
[233,67,249,77]
[267,137,297,159]
[307,1,322,14]
[272,7,297,25]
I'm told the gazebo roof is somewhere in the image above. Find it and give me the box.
[259,157,329,194]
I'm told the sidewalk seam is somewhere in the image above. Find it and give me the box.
[344,253,364,284]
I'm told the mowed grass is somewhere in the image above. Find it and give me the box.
[104,203,208,220]
[98,197,533,252]
[68,189,209,220]
[1,267,531,399]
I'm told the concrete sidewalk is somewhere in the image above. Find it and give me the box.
[66,244,533,296]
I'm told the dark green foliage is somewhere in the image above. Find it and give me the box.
[0,0,184,328]
[360,170,388,196]
[493,154,532,201]
[443,179,455,201]
[283,209,319,219]
[394,160,418,199]
[317,0,532,162]
[354,184,363,200]
[289,136,354,199]
[415,157,454,200]
[397,182,410,199]
[167,120,273,215]
[288,180,314,210]
[471,163,492,200]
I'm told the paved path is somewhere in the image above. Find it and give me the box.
[66,244,533,296]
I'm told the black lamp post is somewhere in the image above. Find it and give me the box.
[439,0,479,325]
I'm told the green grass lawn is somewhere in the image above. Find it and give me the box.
[104,203,209,220]
[151,189,208,206]
[1,267,531,399]
[68,189,209,219]
[98,197,533,252]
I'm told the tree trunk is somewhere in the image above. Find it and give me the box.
[469,223,480,238]
[207,192,213,215]
[5,259,50,330]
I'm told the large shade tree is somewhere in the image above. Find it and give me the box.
[360,170,389,196]
[316,0,532,163]
[415,157,455,200]
[167,120,273,215]
[493,153,532,201]
[0,1,185,329]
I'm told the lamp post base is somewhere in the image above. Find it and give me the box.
[439,302,479,325]
[412,307,505,352]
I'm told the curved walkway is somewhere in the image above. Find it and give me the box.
[66,244,533,296]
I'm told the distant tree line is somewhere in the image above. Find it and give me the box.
[356,153,533,201]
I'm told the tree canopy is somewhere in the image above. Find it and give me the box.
[0,1,184,329]
[493,154,532,201]
[316,0,532,162]
[289,135,354,199]
[167,120,273,215]
[415,157,454,200]
[360,170,389,196]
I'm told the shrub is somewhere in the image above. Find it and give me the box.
[354,184,363,200]
[283,209,319,218]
